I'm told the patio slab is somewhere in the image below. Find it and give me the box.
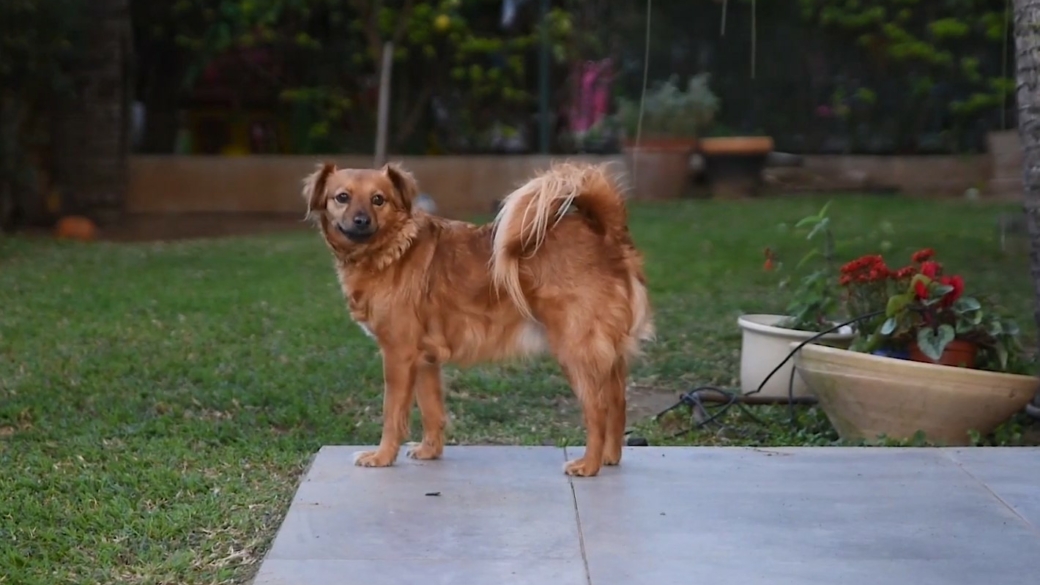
[252,446,1040,585]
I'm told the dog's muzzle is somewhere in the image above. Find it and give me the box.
[337,212,375,242]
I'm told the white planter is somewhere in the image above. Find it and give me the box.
[737,314,854,399]
[793,343,1038,445]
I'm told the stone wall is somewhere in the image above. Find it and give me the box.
[126,152,1003,219]
[127,154,626,218]
[765,155,992,197]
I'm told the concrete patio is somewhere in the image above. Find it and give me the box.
[252,446,1040,585]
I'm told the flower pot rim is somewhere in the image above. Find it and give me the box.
[700,136,774,156]
[738,313,854,341]
[794,342,1038,384]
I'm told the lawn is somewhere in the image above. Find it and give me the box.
[1,195,1037,584]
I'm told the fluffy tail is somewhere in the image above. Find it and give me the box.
[490,162,632,320]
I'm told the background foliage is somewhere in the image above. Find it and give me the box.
[136,0,574,154]
[0,0,83,229]
[798,0,1015,153]
[0,0,1024,209]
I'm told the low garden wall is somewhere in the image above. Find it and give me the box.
[127,152,999,219]
[127,154,625,219]
[792,154,992,196]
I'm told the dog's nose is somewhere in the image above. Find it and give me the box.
[353,213,371,228]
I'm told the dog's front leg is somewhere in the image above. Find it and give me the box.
[408,362,445,460]
[354,353,417,468]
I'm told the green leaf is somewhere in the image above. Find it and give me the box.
[996,343,1009,370]
[795,215,821,229]
[952,296,981,313]
[880,317,897,335]
[886,293,911,318]
[916,325,955,361]
[805,217,831,241]
[795,249,821,269]
[1003,319,1021,336]
[816,200,833,220]
[988,319,1004,336]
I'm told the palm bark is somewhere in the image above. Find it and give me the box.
[50,0,132,223]
[1013,0,1040,415]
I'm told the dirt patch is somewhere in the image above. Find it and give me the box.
[627,382,682,424]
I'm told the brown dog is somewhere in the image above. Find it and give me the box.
[302,161,654,477]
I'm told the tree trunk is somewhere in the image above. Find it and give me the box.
[1013,0,1040,414]
[50,0,132,225]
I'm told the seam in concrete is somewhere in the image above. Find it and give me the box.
[943,450,1040,538]
[563,446,594,585]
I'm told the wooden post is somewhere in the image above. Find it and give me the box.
[1012,0,1040,416]
[374,42,393,168]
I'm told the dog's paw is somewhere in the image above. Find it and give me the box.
[406,442,443,461]
[602,450,622,466]
[353,449,397,468]
[563,457,603,478]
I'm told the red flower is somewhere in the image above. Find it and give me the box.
[939,275,964,307]
[763,258,774,271]
[839,274,852,286]
[840,254,884,275]
[894,266,915,279]
[914,280,929,299]
[840,258,864,274]
[911,248,935,263]
[920,261,941,278]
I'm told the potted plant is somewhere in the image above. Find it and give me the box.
[857,249,1022,369]
[738,202,855,400]
[794,248,1037,445]
[615,73,719,200]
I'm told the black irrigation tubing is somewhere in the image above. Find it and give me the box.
[1026,402,1040,421]
[643,310,886,442]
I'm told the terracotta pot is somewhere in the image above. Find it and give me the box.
[908,339,978,369]
[793,343,1038,446]
[621,138,696,200]
[54,216,98,242]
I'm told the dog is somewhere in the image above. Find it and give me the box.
[302,161,655,477]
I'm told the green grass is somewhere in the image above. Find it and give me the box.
[1,195,1038,583]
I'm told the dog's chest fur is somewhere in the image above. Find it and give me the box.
[337,275,377,336]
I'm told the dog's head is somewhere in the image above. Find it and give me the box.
[302,162,419,245]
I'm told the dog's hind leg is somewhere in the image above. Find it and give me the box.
[602,359,628,466]
[355,352,417,468]
[565,373,609,477]
[556,343,617,478]
[408,363,446,460]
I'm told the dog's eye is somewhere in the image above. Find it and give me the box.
[371,193,385,207]
[334,192,350,204]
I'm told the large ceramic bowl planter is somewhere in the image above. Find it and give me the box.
[793,343,1038,446]
[737,314,855,400]
[622,138,697,200]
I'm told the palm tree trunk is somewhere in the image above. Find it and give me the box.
[50,0,132,224]
[1013,0,1040,416]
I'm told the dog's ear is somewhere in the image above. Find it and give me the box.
[302,162,337,220]
[382,162,418,212]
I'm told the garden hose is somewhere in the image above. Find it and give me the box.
[642,310,884,442]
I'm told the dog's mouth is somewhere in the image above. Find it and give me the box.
[336,223,375,243]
